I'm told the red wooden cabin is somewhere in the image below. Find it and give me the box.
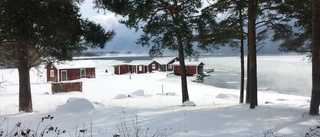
[114,64,130,75]
[128,60,159,74]
[173,61,205,76]
[46,60,97,82]
[153,57,179,71]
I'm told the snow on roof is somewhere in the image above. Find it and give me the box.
[113,63,128,67]
[173,61,204,66]
[153,56,177,64]
[128,60,153,66]
[53,60,97,69]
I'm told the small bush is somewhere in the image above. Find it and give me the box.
[0,115,66,137]
[304,116,320,137]
[305,126,320,137]
[116,114,172,137]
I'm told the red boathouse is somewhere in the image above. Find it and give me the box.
[173,61,205,76]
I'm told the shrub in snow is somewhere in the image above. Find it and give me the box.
[262,128,282,137]
[116,114,172,137]
[182,101,196,107]
[305,126,320,137]
[0,115,67,137]
[56,98,95,113]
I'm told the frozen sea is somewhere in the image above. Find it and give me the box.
[200,54,311,97]
[77,54,312,97]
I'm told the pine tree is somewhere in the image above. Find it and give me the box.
[197,0,246,103]
[310,0,320,115]
[273,0,320,115]
[0,0,115,112]
[237,1,245,104]
[199,0,293,108]
[95,0,204,103]
[248,0,257,108]
[276,0,312,52]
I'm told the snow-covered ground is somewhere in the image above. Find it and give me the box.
[0,55,318,137]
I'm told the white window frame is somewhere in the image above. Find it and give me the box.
[80,69,86,78]
[50,70,54,77]
[168,64,173,70]
[61,70,67,81]
[152,64,156,69]
[138,65,143,71]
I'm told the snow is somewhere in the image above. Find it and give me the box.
[114,90,150,99]
[182,101,196,107]
[131,89,149,97]
[173,61,204,66]
[52,60,97,69]
[56,98,95,113]
[114,94,130,99]
[156,92,177,96]
[216,93,239,100]
[0,55,318,137]
[128,60,153,66]
[153,56,177,64]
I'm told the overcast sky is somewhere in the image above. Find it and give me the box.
[79,0,280,54]
[79,0,148,52]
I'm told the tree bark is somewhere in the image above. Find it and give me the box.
[177,33,190,103]
[309,0,320,115]
[248,0,258,109]
[172,0,189,104]
[246,53,250,104]
[17,42,33,112]
[239,6,245,104]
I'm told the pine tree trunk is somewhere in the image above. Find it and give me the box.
[309,0,320,115]
[248,0,258,109]
[246,53,250,104]
[172,0,189,104]
[17,43,33,112]
[239,6,245,104]
[177,33,190,103]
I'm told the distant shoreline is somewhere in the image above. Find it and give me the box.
[73,52,308,60]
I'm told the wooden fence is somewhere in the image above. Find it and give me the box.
[51,82,82,93]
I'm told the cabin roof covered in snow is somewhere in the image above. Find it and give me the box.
[173,61,204,66]
[128,60,153,66]
[113,64,128,67]
[52,60,97,69]
[153,57,177,64]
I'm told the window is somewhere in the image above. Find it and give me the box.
[139,66,142,71]
[80,69,86,78]
[61,70,67,81]
[50,70,54,77]
[152,64,155,69]
[132,67,136,73]
[168,64,173,70]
